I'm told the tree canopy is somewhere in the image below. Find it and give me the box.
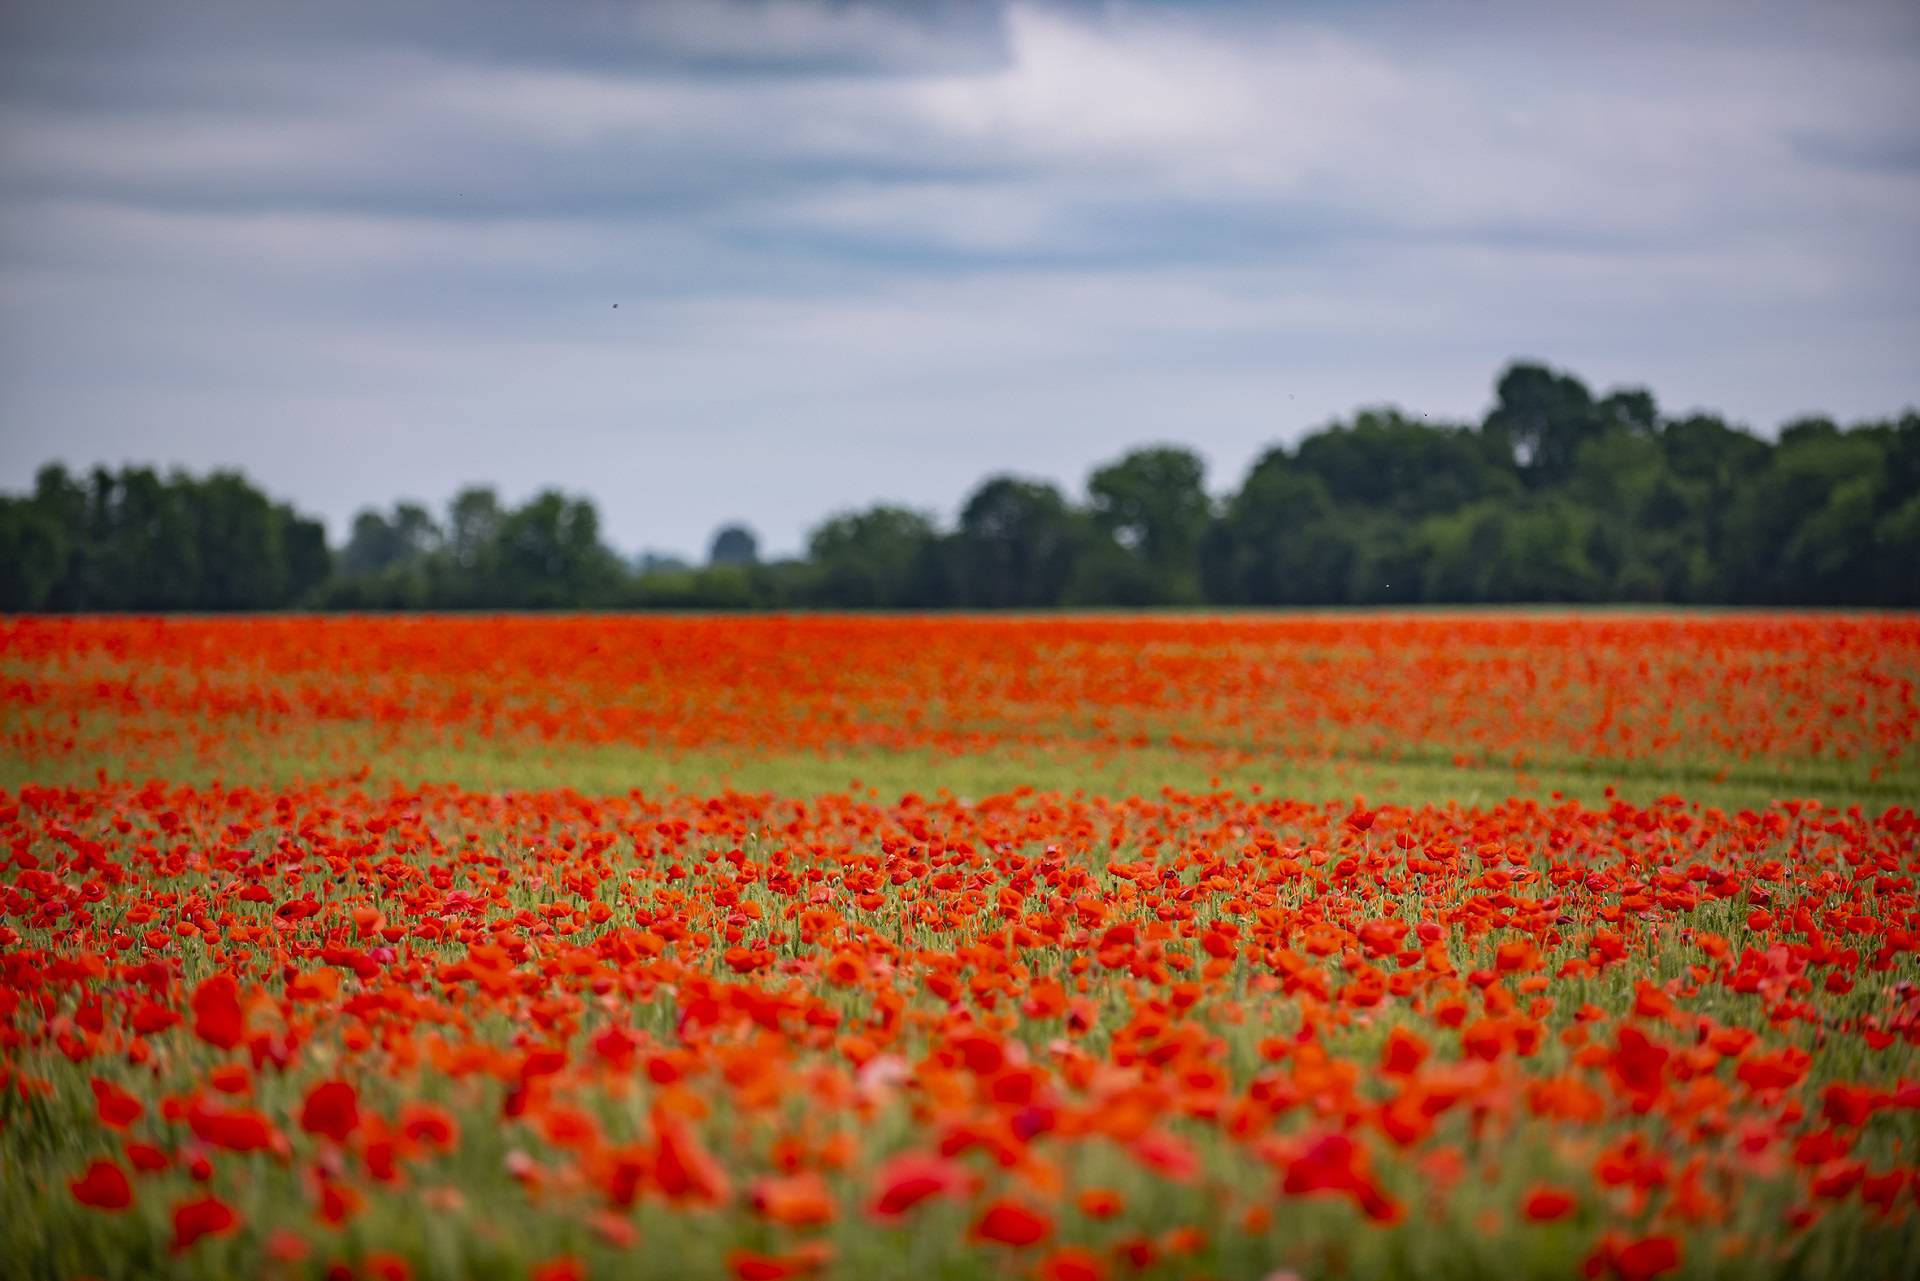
[4,360,1915,611]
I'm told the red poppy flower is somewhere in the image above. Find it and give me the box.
[1039,1248,1106,1281]
[299,1080,361,1144]
[652,1112,730,1205]
[868,1152,967,1219]
[69,1160,132,1211]
[90,1078,143,1129]
[1522,1185,1576,1221]
[190,974,245,1050]
[170,1194,239,1252]
[971,1198,1052,1247]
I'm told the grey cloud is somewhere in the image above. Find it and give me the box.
[1,0,1916,557]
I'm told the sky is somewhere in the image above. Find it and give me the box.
[2,0,1917,560]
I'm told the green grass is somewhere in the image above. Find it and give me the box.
[5,711,1912,817]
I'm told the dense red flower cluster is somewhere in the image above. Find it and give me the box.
[4,614,1916,778]
[3,779,1916,1277]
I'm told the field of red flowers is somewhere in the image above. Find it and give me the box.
[5,614,1917,788]
[2,614,1918,1280]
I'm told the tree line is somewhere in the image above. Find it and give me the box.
[4,361,1916,612]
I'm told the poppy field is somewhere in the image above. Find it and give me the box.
[2,613,1919,1281]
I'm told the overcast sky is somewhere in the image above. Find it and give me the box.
[2,0,1917,558]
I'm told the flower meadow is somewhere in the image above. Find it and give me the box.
[5,614,1918,782]
[2,614,1918,1281]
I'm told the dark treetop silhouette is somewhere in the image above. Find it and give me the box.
[5,361,1916,611]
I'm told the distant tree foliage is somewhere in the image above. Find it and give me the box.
[1086,445,1209,604]
[806,506,944,608]
[707,524,759,568]
[3,361,1916,611]
[0,465,328,611]
[953,476,1080,608]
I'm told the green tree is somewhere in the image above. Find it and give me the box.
[1484,362,1603,488]
[280,509,331,604]
[1724,430,1886,603]
[1492,499,1605,601]
[493,491,621,608]
[806,506,943,608]
[1085,446,1210,603]
[1203,452,1350,604]
[4,359,1913,612]
[953,476,1080,608]
[1292,409,1518,517]
[188,472,291,609]
[102,468,201,608]
[1569,430,1683,599]
[1599,387,1659,436]
[447,489,503,573]
[708,524,759,568]
[342,503,441,578]
[1343,515,1424,605]
[1875,492,1920,605]
[31,465,92,610]
[432,487,507,607]
[0,498,69,610]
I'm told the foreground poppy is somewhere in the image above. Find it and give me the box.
[973,1198,1054,1247]
[1,613,1916,1278]
[299,1080,360,1144]
[171,1195,239,1252]
[69,1160,132,1211]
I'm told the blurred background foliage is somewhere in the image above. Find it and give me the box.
[5,360,1916,611]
